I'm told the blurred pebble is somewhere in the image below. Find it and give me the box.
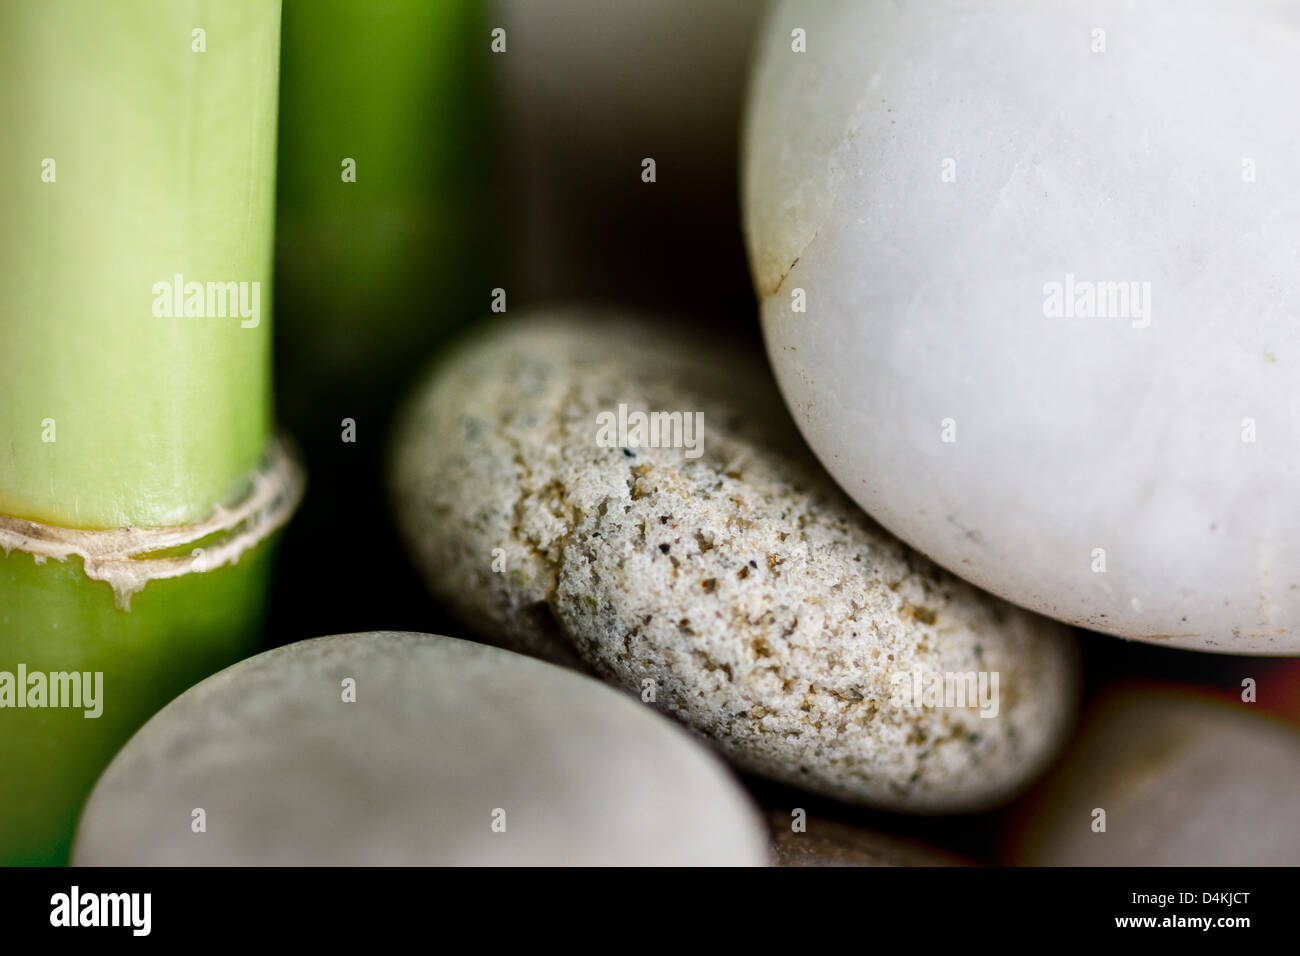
[766,808,967,867]
[1007,684,1300,865]
[73,632,768,865]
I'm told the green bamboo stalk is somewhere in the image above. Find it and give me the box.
[0,0,293,865]
[265,0,491,643]
[274,0,491,445]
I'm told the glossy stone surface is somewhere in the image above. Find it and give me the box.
[744,0,1300,652]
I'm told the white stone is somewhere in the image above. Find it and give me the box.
[73,632,768,866]
[743,0,1300,653]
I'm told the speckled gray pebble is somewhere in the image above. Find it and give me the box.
[73,632,769,866]
[391,312,1080,812]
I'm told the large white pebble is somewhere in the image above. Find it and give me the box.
[744,0,1300,653]
[72,632,768,866]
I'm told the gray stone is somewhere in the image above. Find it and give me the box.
[73,632,768,865]
[391,312,1080,812]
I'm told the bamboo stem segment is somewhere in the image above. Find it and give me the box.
[0,0,290,864]
[0,0,281,529]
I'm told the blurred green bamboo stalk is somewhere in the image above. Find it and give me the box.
[0,0,293,864]
[275,0,493,446]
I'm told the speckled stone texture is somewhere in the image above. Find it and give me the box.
[391,312,1079,812]
[73,632,769,866]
